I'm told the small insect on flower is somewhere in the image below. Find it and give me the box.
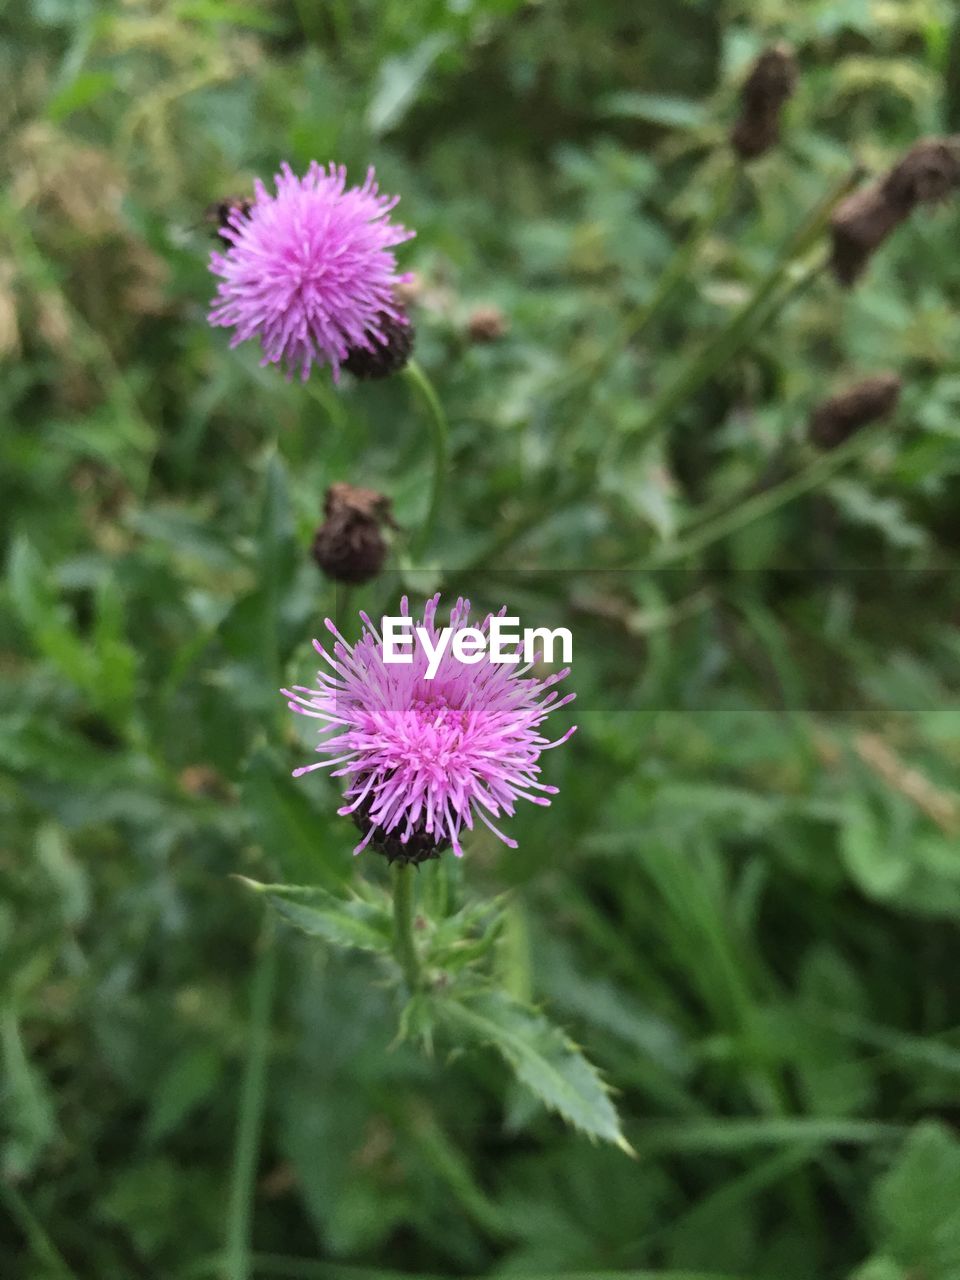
[208,161,415,381]
[282,596,576,864]
[204,197,254,244]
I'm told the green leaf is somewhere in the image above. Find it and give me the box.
[8,536,93,690]
[145,1046,221,1145]
[872,1121,960,1279]
[242,747,344,887]
[438,990,630,1151]
[0,1010,57,1179]
[426,897,505,972]
[240,880,392,954]
[633,1117,903,1155]
[367,34,450,135]
[7,537,135,722]
[597,91,708,128]
[47,70,116,122]
[174,0,284,31]
[840,799,911,899]
[850,1258,908,1280]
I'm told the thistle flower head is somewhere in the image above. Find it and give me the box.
[208,161,414,381]
[282,596,576,860]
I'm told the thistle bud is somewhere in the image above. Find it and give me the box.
[731,44,798,160]
[830,137,960,285]
[311,483,396,584]
[205,197,254,244]
[343,311,415,379]
[807,373,902,451]
[467,304,508,344]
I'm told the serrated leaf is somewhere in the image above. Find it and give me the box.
[241,880,392,954]
[427,897,504,971]
[438,990,630,1151]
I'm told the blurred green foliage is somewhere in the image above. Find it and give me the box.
[3,1,960,1278]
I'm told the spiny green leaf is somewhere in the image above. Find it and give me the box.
[438,990,631,1152]
[238,880,392,954]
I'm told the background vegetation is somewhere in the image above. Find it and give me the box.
[3,1,960,1278]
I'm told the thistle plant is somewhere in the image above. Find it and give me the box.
[8,6,960,1278]
[200,47,960,1274]
[242,596,626,1146]
[205,161,628,1155]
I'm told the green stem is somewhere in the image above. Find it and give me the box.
[622,159,739,346]
[0,1183,78,1280]
[225,933,277,1280]
[643,424,891,568]
[619,167,861,459]
[403,359,449,559]
[542,158,740,453]
[392,865,422,992]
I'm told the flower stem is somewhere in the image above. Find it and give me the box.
[642,423,891,568]
[392,865,422,992]
[225,931,277,1280]
[619,167,861,460]
[622,159,739,347]
[404,359,448,559]
[0,1182,78,1280]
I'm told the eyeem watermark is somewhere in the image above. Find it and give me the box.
[382,615,573,680]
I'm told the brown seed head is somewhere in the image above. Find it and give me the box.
[731,44,798,160]
[312,483,396,585]
[807,372,902,451]
[830,137,960,285]
[467,304,508,343]
[883,137,960,211]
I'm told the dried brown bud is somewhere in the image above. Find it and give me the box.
[731,44,798,160]
[467,304,508,343]
[807,373,902,451]
[311,483,396,584]
[830,137,960,285]
[343,311,415,379]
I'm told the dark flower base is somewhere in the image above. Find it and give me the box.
[352,803,450,866]
[343,313,415,380]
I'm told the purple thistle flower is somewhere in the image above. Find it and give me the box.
[282,595,576,860]
[208,161,414,382]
